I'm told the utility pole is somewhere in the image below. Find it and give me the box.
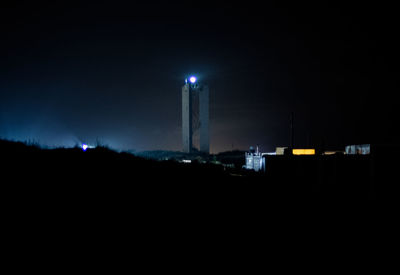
[290,112,294,148]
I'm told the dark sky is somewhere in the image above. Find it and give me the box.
[0,1,399,153]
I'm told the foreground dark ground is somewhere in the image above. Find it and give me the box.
[0,139,390,266]
[2,139,397,202]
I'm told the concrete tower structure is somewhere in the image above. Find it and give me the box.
[182,77,209,154]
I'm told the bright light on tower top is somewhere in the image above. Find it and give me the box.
[189,76,197,83]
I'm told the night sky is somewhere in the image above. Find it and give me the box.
[1,1,398,153]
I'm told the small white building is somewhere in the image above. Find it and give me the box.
[245,147,269,172]
[345,144,370,155]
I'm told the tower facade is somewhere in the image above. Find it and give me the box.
[182,77,209,154]
[182,83,192,153]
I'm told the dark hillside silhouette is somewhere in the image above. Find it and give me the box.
[2,139,396,202]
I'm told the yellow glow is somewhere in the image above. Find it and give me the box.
[292,149,315,155]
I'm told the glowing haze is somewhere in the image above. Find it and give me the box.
[0,2,398,153]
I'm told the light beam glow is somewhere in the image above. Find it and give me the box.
[189,76,197,83]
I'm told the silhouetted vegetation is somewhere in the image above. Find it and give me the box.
[2,139,396,202]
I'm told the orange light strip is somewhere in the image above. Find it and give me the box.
[292,149,315,155]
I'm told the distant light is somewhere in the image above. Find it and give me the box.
[182,159,192,163]
[189,76,197,83]
[292,149,315,155]
[82,144,88,151]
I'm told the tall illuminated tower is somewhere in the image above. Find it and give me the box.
[182,76,209,154]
